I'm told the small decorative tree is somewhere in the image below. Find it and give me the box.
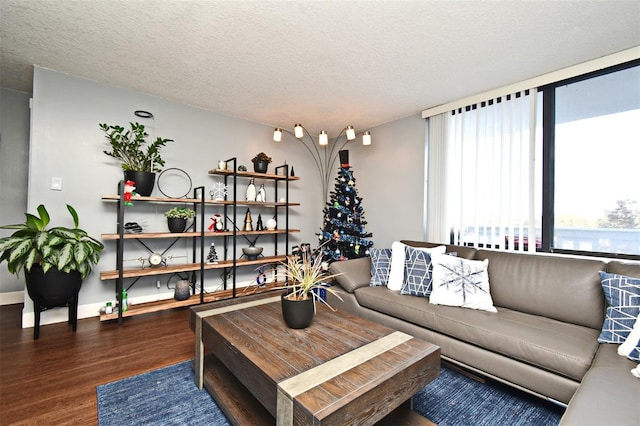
[317,150,373,263]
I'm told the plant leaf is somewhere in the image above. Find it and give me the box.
[66,204,79,228]
[57,243,74,271]
[36,204,50,228]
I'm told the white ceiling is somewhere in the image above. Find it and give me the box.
[1,0,639,135]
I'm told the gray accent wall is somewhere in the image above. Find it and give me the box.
[2,66,428,324]
[0,88,31,294]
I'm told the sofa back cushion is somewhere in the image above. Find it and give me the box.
[476,249,606,329]
[401,240,477,260]
[607,260,640,279]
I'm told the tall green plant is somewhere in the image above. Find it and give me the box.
[0,205,104,279]
[100,122,173,172]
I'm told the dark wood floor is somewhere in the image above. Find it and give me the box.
[0,304,194,425]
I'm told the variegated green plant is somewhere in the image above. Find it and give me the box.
[0,204,104,279]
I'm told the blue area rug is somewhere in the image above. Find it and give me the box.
[97,360,564,425]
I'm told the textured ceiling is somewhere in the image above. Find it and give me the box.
[1,0,639,135]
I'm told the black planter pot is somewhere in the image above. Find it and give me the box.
[124,170,156,196]
[281,293,315,329]
[253,160,269,174]
[167,217,187,233]
[25,265,83,339]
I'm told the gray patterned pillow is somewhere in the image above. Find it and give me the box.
[369,248,392,286]
[598,271,640,361]
[400,245,437,297]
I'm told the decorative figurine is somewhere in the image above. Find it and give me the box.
[210,182,228,201]
[243,208,253,231]
[265,216,277,230]
[256,214,264,231]
[256,184,266,202]
[123,180,137,206]
[206,243,219,264]
[246,178,256,201]
[208,214,224,232]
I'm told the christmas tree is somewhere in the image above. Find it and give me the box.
[318,150,373,263]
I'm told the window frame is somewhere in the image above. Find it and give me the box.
[540,58,640,261]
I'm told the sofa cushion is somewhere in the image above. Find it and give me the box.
[353,286,598,381]
[399,245,439,297]
[430,255,497,312]
[369,248,392,287]
[559,344,640,426]
[607,260,640,279]
[476,249,606,329]
[598,272,640,348]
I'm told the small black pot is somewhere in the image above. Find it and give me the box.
[281,293,315,329]
[253,160,269,174]
[124,170,156,196]
[167,217,187,233]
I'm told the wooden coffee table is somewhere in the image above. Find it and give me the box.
[191,292,440,425]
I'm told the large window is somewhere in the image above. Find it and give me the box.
[428,59,639,259]
[543,61,640,257]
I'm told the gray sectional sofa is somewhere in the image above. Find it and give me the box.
[326,240,640,425]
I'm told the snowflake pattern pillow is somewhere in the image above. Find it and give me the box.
[430,254,497,312]
[369,248,392,286]
[598,272,640,352]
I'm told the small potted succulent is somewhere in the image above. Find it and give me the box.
[279,244,342,329]
[99,122,174,196]
[251,152,272,173]
[164,207,196,233]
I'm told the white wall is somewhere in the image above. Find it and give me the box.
[0,88,31,303]
[356,113,427,248]
[7,66,428,326]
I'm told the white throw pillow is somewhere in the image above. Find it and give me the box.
[387,242,446,291]
[430,254,497,312]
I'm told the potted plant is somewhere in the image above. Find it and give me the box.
[164,207,196,233]
[251,152,272,173]
[0,204,104,339]
[279,245,342,329]
[99,122,174,196]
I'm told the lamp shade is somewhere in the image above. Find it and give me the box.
[319,131,328,146]
[294,124,304,138]
[346,125,356,140]
[273,128,282,142]
[362,131,371,146]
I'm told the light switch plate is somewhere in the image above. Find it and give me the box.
[51,177,62,191]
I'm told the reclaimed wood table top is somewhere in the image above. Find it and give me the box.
[191,291,440,425]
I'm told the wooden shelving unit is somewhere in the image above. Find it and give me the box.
[98,282,283,321]
[100,160,299,324]
[99,255,287,280]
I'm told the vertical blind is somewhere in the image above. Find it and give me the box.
[427,89,541,251]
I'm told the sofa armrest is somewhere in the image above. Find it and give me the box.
[328,257,371,293]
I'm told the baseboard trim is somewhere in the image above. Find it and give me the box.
[0,291,25,305]
[20,291,179,328]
